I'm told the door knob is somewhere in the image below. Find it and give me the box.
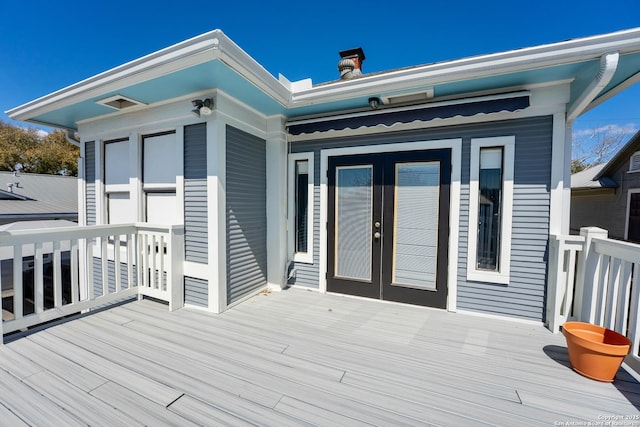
[374,231,381,239]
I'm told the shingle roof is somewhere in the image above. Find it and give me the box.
[0,172,77,217]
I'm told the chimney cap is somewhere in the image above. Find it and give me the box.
[339,47,365,62]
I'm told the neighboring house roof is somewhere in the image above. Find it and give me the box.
[570,163,618,190]
[0,172,77,218]
[571,130,640,191]
[6,28,640,131]
[594,129,640,179]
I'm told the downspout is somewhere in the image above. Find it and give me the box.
[562,51,620,233]
[64,129,81,147]
[567,51,619,121]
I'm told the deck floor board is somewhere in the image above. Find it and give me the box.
[1,288,639,425]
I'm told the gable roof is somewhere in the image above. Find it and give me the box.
[0,172,77,217]
[6,28,640,131]
[571,129,640,190]
[570,163,618,190]
[594,129,640,179]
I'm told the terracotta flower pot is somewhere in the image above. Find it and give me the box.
[562,321,631,382]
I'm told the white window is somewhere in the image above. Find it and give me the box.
[288,152,314,263]
[104,139,132,224]
[630,152,640,172]
[467,136,515,284]
[143,132,177,224]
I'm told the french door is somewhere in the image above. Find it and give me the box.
[327,149,450,308]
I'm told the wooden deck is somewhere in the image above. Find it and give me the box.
[1,288,639,426]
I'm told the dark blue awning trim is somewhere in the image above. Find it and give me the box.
[288,95,530,136]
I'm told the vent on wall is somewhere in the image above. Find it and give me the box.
[97,95,146,110]
[381,89,434,106]
[630,151,640,172]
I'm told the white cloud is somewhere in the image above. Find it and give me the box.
[18,126,50,138]
[573,123,638,138]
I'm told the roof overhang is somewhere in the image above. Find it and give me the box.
[6,28,640,131]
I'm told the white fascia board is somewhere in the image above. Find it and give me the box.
[289,28,640,106]
[215,36,291,106]
[7,30,290,122]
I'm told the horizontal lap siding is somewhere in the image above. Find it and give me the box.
[184,276,208,307]
[85,142,96,225]
[184,124,208,264]
[290,116,552,321]
[226,126,267,305]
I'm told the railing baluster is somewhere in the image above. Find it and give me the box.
[114,234,122,292]
[53,240,62,308]
[71,239,79,304]
[628,263,640,358]
[617,260,632,335]
[34,242,44,314]
[159,235,165,291]
[13,244,23,320]
[127,233,134,290]
[101,236,108,297]
[151,234,157,289]
[86,238,94,300]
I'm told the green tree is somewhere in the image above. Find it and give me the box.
[26,130,79,176]
[0,121,79,176]
[0,120,40,172]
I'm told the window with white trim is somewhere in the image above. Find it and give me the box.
[630,151,640,172]
[143,132,177,224]
[104,138,133,224]
[467,136,515,284]
[288,152,314,263]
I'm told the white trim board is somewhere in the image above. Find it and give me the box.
[319,138,462,312]
[287,152,314,264]
[466,136,515,285]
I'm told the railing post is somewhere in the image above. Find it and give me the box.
[574,227,608,324]
[546,235,563,333]
[168,225,184,311]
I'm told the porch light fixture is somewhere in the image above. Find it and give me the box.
[191,98,214,117]
[368,97,381,110]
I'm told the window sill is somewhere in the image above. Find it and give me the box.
[293,253,314,264]
[466,270,510,285]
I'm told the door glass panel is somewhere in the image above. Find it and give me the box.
[335,165,373,281]
[393,162,440,290]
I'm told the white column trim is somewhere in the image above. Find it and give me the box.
[207,116,227,313]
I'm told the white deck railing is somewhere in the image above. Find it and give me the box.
[0,223,184,340]
[546,233,585,333]
[548,227,640,373]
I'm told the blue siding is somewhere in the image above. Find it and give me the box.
[226,125,267,304]
[184,123,208,264]
[85,141,96,225]
[184,276,208,307]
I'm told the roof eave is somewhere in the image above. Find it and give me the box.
[289,27,640,107]
[6,29,291,126]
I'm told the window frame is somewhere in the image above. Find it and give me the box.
[630,151,640,173]
[103,138,132,224]
[625,189,640,242]
[142,131,178,224]
[467,136,515,284]
[287,152,314,264]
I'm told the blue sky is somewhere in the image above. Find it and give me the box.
[1,0,639,140]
